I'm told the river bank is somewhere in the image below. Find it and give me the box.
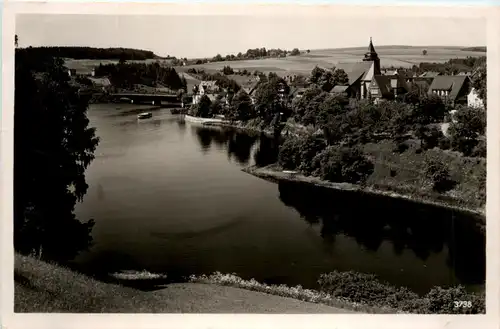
[13,254,355,313]
[242,164,486,220]
[15,253,484,314]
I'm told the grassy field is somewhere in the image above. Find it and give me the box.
[14,254,354,313]
[64,45,486,77]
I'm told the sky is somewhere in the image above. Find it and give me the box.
[16,14,486,58]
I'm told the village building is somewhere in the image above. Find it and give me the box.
[192,81,219,105]
[334,38,409,102]
[87,77,112,91]
[468,87,484,108]
[427,75,470,106]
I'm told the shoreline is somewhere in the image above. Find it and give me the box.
[242,164,486,218]
[16,254,484,314]
[180,114,485,219]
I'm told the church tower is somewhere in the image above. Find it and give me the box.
[363,37,381,75]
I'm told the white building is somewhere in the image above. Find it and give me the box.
[192,81,219,105]
[467,87,485,108]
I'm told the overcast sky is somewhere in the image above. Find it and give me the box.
[16,14,486,58]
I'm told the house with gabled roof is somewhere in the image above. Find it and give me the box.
[427,75,470,106]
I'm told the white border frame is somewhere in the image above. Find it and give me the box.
[1,3,499,329]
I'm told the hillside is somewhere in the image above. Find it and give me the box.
[14,254,351,313]
[177,46,486,76]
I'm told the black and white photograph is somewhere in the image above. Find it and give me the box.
[1,2,498,328]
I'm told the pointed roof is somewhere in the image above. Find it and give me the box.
[363,37,379,62]
[368,37,376,54]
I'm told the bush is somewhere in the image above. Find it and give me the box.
[278,137,302,170]
[438,135,451,150]
[277,135,326,172]
[297,135,327,174]
[393,142,409,154]
[471,139,486,158]
[312,146,374,184]
[318,271,420,311]
[424,286,485,314]
[318,271,485,314]
[424,159,457,193]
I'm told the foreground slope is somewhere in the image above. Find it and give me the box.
[14,254,352,313]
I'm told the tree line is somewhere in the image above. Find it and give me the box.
[16,46,159,60]
[94,61,186,91]
[207,47,302,63]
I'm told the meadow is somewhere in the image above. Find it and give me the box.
[64,45,486,78]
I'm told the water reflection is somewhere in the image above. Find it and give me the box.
[278,181,486,286]
[191,125,278,166]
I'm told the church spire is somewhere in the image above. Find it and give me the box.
[368,37,376,54]
[362,37,381,75]
[363,37,379,62]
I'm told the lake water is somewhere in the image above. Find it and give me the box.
[73,104,485,295]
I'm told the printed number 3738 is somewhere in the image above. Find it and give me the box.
[454,301,472,308]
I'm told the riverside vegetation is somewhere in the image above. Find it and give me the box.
[188,63,486,214]
[13,40,486,313]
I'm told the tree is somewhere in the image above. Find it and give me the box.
[118,52,127,65]
[422,49,428,56]
[312,146,374,184]
[448,105,486,156]
[230,90,255,121]
[180,75,187,92]
[414,94,446,124]
[306,49,311,53]
[471,60,486,107]
[222,65,234,75]
[192,95,212,118]
[332,68,349,86]
[309,66,326,85]
[14,47,99,261]
[15,34,19,48]
[290,48,301,56]
[291,86,323,124]
[254,77,290,124]
[424,159,457,193]
[214,95,226,115]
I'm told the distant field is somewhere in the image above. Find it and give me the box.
[65,46,486,77]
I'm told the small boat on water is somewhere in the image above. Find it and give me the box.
[137,112,152,119]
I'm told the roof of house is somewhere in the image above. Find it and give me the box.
[385,74,410,91]
[88,77,111,86]
[330,85,349,93]
[200,81,218,88]
[336,61,374,85]
[419,71,442,78]
[371,75,393,97]
[428,75,469,101]
[242,82,260,95]
[411,79,431,90]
